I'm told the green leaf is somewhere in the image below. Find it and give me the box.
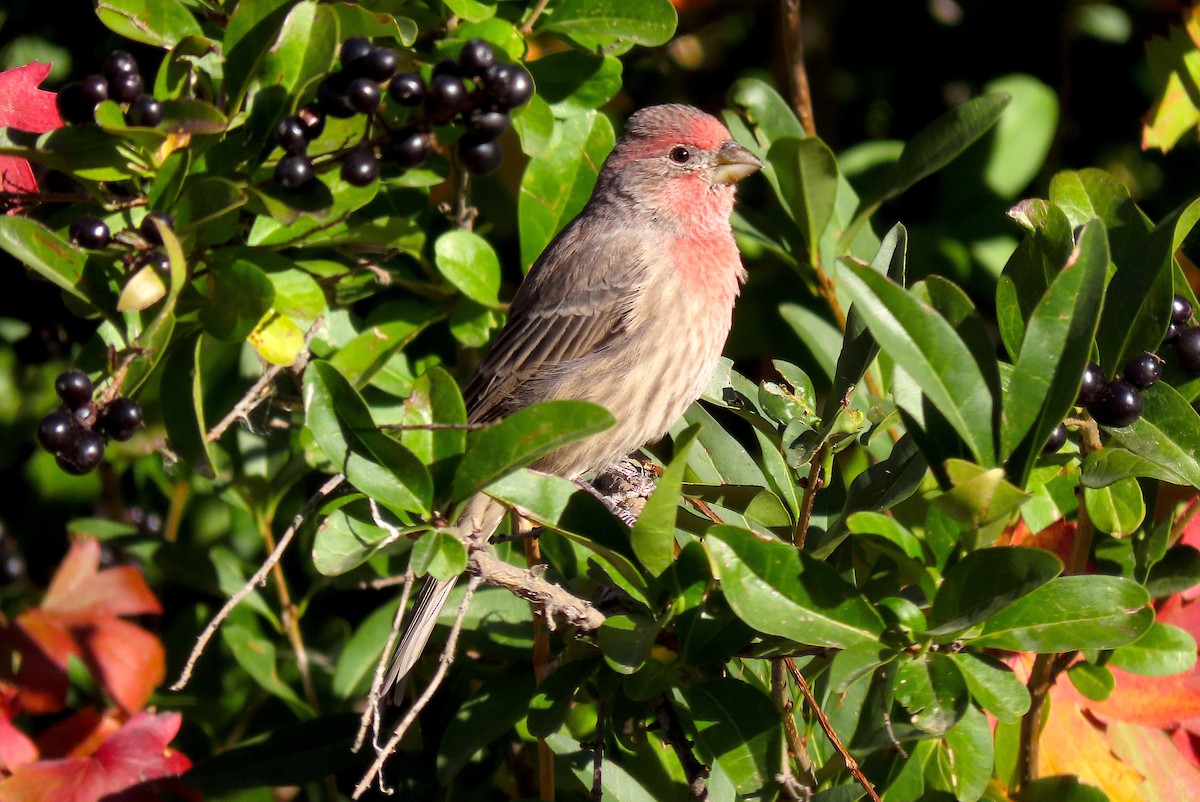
[331,3,417,45]
[394,366,468,468]
[1081,446,1188,488]
[681,679,778,795]
[767,136,838,261]
[0,216,87,303]
[410,531,469,582]
[1001,220,1108,477]
[159,333,215,478]
[434,230,502,306]
[312,502,418,576]
[928,547,1062,636]
[845,94,1010,245]
[1146,545,1200,598]
[1083,477,1146,536]
[930,459,1031,533]
[1108,382,1200,487]
[631,425,698,576]
[222,0,294,112]
[839,261,996,464]
[981,74,1058,198]
[1108,622,1197,676]
[950,652,1030,722]
[95,0,203,48]
[705,525,884,648]
[223,617,315,718]
[726,78,805,153]
[527,52,623,116]
[540,0,677,48]
[441,0,497,23]
[1067,662,1114,701]
[598,614,658,674]
[438,674,536,781]
[518,110,615,270]
[332,598,399,698]
[201,257,275,342]
[971,575,1152,652]
[935,704,993,802]
[449,400,615,501]
[894,653,968,736]
[327,301,441,388]
[259,1,337,94]
[1016,777,1108,802]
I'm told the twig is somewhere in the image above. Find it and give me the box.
[1171,497,1200,544]
[519,0,552,34]
[206,316,324,442]
[772,659,814,799]
[784,658,880,802]
[0,191,147,210]
[653,695,710,802]
[470,551,606,632]
[353,575,482,798]
[523,522,556,800]
[170,473,345,690]
[793,445,826,548]
[590,697,605,802]
[780,0,816,136]
[257,509,320,712]
[355,569,415,752]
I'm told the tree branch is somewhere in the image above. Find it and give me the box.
[470,550,606,632]
[780,0,816,136]
[653,694,710,802]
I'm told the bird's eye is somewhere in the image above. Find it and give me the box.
[669,146,691,164]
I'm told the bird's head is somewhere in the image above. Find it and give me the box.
[599,104,763,215]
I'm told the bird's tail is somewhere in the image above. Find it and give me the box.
[383,493,507,703]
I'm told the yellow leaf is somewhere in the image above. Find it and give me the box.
[248,311,303,366]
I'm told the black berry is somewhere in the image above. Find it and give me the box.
[384,128,431,168]
[126,94,163,127]
[361,47,399,81]
[340,37,374,70]
[297,106,325,141]
[140,212,175,245]
[317,73,357,118]
[275,155,314,190]
[459,133,502,175]
[55,370,93,410]
[1043,421,1068,454]
[276,115,309,155]
[79,74,109,105]
[97,397,142,441]
[1077,361,1106,406]
[388,73,425,106]
[102,50,139,83]
[1166,323,1185,343]
[432,59,461,79]
[144,250,171,278]
[1172,294,1193,326]
[483,63,533,109]
[58,429,105,475]
[1176,326,1200,373]
[347,77,381,114]
[458,39,495,77]
[69,216,110,249]
[1090,380,1143,427]
[1123,352,1161,389]
[109,71,144,104]
[426,74,469,121]
[466,109,509,141]
[341,149,379,186]
[37,410,76,453]
[55,83,96,124]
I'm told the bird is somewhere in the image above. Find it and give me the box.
[383,103,763,700]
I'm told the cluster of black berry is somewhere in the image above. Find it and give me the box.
[68,212,176,281]
[273,37,532,191]
[36,370,142,475]
[56,50,163,128]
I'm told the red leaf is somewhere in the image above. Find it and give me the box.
[1107,720,1200,799]
[34,708,120,761]
[0,710,37,773]
[0,712,191,802]
[0,159,38,196]
[0,62,61,134]
[0,540,165,713]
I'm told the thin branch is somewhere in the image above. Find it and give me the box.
[772,659,811,800]
[590,697,605,802]
[1018,653,1053,789]
[1171,497,1200,544]
[470,551,606,632]
[206,316,324,443]
[780,0,816,136]
[519,0,552,34]
[653,695,710,802]
[784,658,880,802]
[353,575,482,799]
[355,569,415,752]
[170,474,345,690]
[793,445,826,548]
[258,509,320,711]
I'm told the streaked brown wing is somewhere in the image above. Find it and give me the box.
[463,219,647,423]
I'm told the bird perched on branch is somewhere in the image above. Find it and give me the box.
[383,103,763,699]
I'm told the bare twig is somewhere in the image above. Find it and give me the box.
[772,659,814,799]
[794,445,826,548]
[519,0,552,34]
[353,575,482,798]
[206,316,324,442]
[470,551,606,632]
[654,695,710,802]
[590,697,605,802]
[784,658,880,802]
[257,509,320,711]
[780,0,816,136]
[355,569,415,752]
[170,473,345,690]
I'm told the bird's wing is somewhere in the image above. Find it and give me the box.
[463,216,648,423]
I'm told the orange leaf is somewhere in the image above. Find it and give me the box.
[1038,697,1145,801]
[41,540,160,619]
[74,618,165,714]
[0,712,190,802]
[1106,720,1200,801]
[0,710,37,773]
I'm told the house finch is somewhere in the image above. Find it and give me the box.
[384,103,762,698]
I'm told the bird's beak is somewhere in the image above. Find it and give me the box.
[711,141,764,185]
